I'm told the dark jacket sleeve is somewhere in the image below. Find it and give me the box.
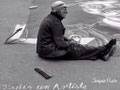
[51,21,70,49]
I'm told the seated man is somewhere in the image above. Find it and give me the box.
[36,1,116,61]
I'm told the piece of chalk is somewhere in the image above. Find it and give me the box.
[34,68,52,79]
[29,5,38,9]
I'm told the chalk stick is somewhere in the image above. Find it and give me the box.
[34,68,52,79]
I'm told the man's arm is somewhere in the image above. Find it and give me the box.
[52,22,71,49]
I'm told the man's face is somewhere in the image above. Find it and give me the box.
[58,7,68,18]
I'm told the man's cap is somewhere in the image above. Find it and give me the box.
[51,1,68,9]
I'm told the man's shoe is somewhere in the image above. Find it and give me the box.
[101,45,116,61]
[105,39,116,48]
[103,39,116,56]
[102,53,110,61]
[109,45,116,56]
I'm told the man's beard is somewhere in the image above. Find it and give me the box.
[56,10,65,19]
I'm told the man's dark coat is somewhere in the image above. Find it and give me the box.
[37,12,71,58]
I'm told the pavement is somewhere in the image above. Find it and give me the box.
[0,0,120,90]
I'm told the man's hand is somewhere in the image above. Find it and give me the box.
[68,34,81,44]
[69,39,78,44]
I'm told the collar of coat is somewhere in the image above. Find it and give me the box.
[51,12,63,21]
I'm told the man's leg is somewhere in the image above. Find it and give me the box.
[65,43,105,60]
[65,39,116,61]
